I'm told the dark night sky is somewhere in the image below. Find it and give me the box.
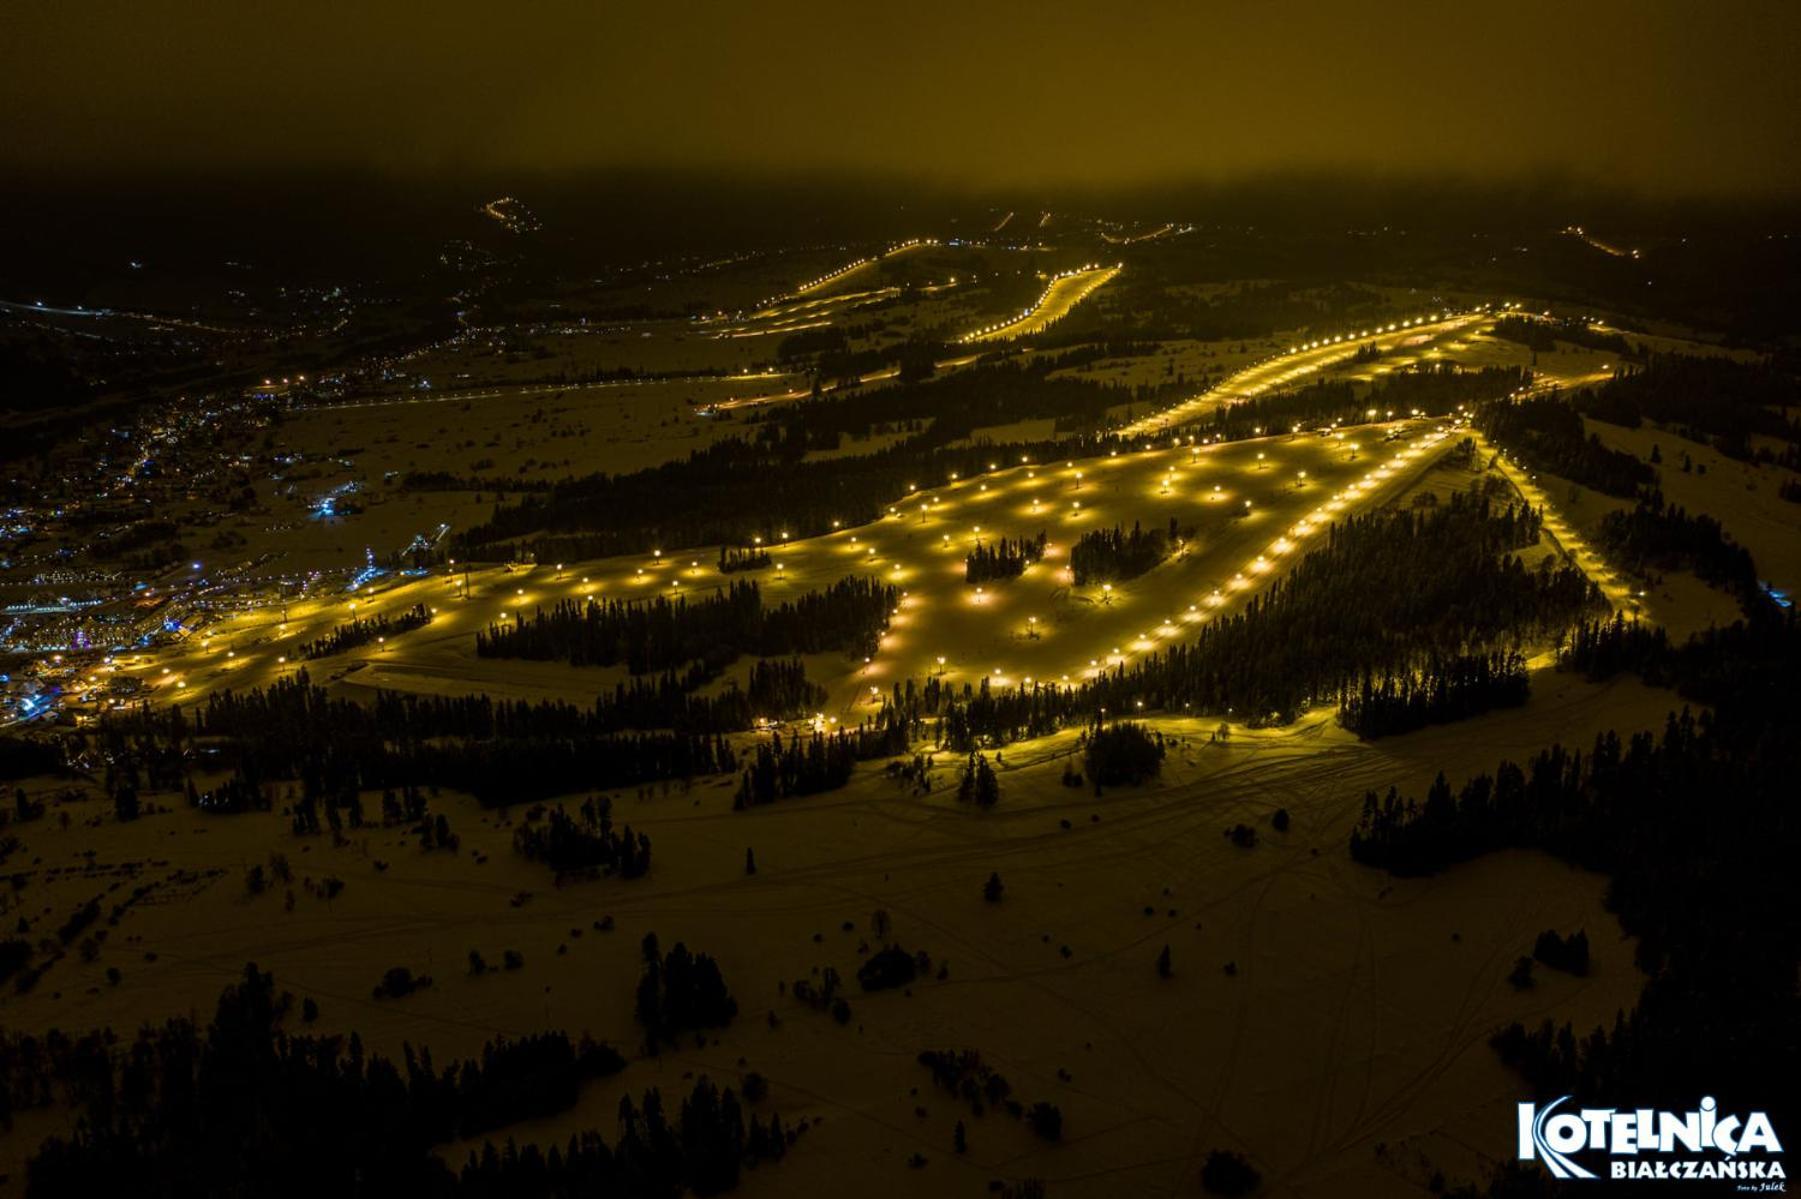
[4,0,1798,197]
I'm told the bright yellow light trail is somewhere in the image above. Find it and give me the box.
[959,264,1121,344]
[1116,310,1492,440]
[759,238,937,311]
[108,417,1470,722]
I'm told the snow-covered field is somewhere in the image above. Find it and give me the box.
[11,291,1795,1196]
[5,663,1672,1195]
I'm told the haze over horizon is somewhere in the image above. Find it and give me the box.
[5,0,1799,199]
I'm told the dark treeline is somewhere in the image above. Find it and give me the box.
[527,661,821,735]
[456,1075,795,1198]
[475,578,895,673]
[925,491,1600,746]
[1475,393,1657,497]
[775,322,850,361]
[635,938,737,1052]
[808,334,943,391]
[1084,720,1165,786]
[1558,614,1677,686]
[456,429,1107,564]
[1336,650,1530,738]
[246,722,732,809]
[1534,928,1591,976]
[1490,315,1638,358]
[1171,363,1532,443]
[735,659,826,722]
[1069,519,1178,585]
[916,1048,1015,1115]
[1595,492,1767,614]
[14,962,664,1196]
[0,938,30,987]
[733,715,912,808]
[189,773,269,815]
[955,751,999,806]
[1560,612,1795,721]
[513,803,651,880]
[1065,277,1401,344]
[857,945,928,992]
[963,532,1046,583]
[402,469,556,493]
[1350,609,1801,1119]
[453,364,1151,564]
[911,1046,1063,1142]
[1571,353,1800,464]
[766,357,1181,449]
[137,674,743,806]
[297,603,432,660]
[0,736,65,781]
[716,544,770,573]
[190,670,750,747]
[1027,336,1164,373]
[371,360,733,399]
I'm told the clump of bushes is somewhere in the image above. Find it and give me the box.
[1084,721,1164,787]
[1201,1149,1260,1194]
[372,965,432,999]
